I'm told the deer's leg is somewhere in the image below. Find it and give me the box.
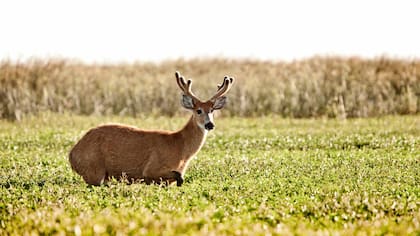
[159,170,184,186]
[142,157,184,186]
[143,169,184,186]
[83,167,106,186]
[171,171,184,186]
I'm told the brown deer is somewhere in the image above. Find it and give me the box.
[69,72,234,186]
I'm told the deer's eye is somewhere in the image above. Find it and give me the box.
[196,109,202,114]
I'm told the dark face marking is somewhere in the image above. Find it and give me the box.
[204,122,214,130]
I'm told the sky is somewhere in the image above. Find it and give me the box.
[1,0,419,63]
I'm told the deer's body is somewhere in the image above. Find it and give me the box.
[69,72,234,186]
[70,116,206,185]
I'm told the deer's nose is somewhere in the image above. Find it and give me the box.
[204,122,214,130]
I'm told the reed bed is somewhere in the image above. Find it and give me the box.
[0,57,418,120]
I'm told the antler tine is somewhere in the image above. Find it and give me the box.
[175,71,185,90]
[175,71,200,101]
[175,71,188,92]
[217,76,229,91]
[211,76,235,101]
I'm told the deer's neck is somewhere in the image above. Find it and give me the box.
[177,115,207,160]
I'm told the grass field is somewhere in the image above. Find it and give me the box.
[0,114,419,235]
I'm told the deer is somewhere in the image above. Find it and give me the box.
[69,71,234,186]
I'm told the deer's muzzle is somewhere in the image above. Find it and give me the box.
[204,122,214,130]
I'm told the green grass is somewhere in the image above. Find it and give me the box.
[1,114,419,235]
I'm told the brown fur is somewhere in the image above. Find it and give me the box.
[69,72,234,186]
[69,116,206,186]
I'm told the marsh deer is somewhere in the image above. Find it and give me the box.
[69,72,234,186]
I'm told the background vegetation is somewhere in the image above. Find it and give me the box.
[1,57,419,120]
[1,114,419,235]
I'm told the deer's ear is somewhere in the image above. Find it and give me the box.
[213,96,227,110]
[181,94,195,109]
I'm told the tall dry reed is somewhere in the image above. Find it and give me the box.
[0,57,418,120]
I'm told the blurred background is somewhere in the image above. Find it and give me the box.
[0,0,419,120]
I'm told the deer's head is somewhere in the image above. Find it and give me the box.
[175,71,234,131]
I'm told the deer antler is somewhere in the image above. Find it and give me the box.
[211,76,235,101]
[175,71,200,101]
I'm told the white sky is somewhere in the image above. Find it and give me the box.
[1,0,419,63]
